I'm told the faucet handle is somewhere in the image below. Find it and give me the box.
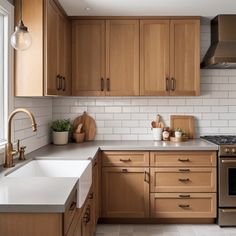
[18,146,26,161]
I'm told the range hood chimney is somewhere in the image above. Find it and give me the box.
[201,15,236,69]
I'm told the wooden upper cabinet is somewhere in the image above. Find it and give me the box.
[72,20,106,96]
[140,20,170,96]
[15,0,71,96]
[106,20,139,96]
[140,18,200,96]
[170,20,200,96]
[45,0,59,95]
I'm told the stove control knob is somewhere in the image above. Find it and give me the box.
[224,148,230,153]
[232,148,236,154]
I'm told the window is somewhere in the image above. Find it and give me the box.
[0,0,13,146]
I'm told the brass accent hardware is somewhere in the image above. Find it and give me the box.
[83,207,90,224]
[69,201,76,211]
[4,108,37,168]
[171,77,176,91]
[179,168,190,172]
[107,78,110,91]
[101,78,104,91]
[179,204,190,208]
[120,158,131,162]
[179,194,191,198]
[18,146,26,161]
[166,77,169,91]
[178,158,190,162]
[179,178,190,182]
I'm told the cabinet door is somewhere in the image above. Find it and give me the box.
[170,19,200,96]
[72,20,105,96]
[102,167,149,218]
[58,13,71,96]
[45,0,59,95]
[140,20,170,96]
[106,20,139,96]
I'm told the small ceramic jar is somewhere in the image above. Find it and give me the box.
[162,127,170,141]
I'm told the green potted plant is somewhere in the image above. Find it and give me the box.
[51,119,71,145]
[174,128,183,138]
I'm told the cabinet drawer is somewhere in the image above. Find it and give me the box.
[64,193,78,235]
[150,193,216,218]
[102,151,149,167]
[150,151,216,167]
[150,168,216,192]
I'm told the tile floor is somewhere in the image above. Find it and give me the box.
[95,224,236,236]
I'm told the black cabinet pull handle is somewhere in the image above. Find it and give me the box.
[179,204,190,208]
[107,78,110,91]
[178,158,190,162]
[144,171,149,183]
[179,194,191,198]
[56,75,61,90]
[179,168,190,172]
[101,78,104,91]
[179,178,190,182]
[62,76,66,91]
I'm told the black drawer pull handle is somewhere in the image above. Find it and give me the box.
[179,204,190,208]
[178,158,190,162]
[122,169,128,172]
[179,194,191,198]
[120,158,131,162]
[179,178,190,182]
[179,168,190,172]
[69,201,76,211]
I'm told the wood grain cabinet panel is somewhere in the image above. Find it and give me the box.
[102,151,149,167]
[140,20,170,96]
[72,20,106,96]
[150,151,217,167]
[150,167,216,193]
[102,167,149,218]
[140,18,200,96]
[106,20,139,96]
[150,193,216,218]
[170,20,200,96]
[15,0,71,96]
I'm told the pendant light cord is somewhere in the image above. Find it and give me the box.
[20,0,22,21]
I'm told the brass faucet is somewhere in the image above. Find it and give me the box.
[4,108,37,168]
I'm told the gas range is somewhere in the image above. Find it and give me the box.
[201,135,236,156]
[201,135,236,226]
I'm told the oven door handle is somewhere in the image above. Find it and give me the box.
[221,209,236,213]
[221,159,236,163]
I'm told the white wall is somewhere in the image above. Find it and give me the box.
[52,20,236,140]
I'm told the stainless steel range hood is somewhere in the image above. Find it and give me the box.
[201,15,236,69]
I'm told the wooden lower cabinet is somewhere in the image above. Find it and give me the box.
[150,193,217,218]
[150,167,216,193]
[102,167,149,218]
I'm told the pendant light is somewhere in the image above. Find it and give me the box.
[10,0,32,50]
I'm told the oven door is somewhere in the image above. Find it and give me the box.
[219,158,236,207]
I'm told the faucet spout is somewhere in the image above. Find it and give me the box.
[4,108,37,168]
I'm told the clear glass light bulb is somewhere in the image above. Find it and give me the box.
[10,20,32,51]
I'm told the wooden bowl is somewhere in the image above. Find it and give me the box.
[73,132,85,143]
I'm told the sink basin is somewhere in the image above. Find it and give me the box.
[6,160,92,208]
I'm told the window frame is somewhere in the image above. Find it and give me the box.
[0,0,14,148]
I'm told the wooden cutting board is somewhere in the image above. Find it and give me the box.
[170,115,195,139]
[73,112,96,141]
